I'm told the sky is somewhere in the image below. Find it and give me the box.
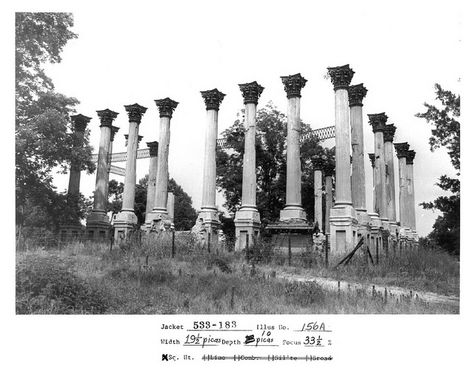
[30,0,461,237]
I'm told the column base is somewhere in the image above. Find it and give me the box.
[191,209,221,251]
[355,209,371,230]
[145,211,173,232]
[113,210,138,246]
[368,212,383,256]
[279,205,307,222]
[59,224,83,242]
[86,210,111,241]
[329,205,358,255]
[234,207,261,251]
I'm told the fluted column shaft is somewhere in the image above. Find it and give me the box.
[314,170,323,230]
[384,138,397,222]
[241,102,257,208]
[398,156,409,227]
[201,108,218,210]
[334,88,352,206]
[368,113,389,221]
[374,131,387,219]
[406,151,417,231]
[286,96,303,207]
[348,84,368,212]
[93,110,118,213]
[154,116,171,212]
[67,116,89,197]
[122,122,139,211]
[324,173,333,234]
[350,105,365,209]
[146,142,158,215]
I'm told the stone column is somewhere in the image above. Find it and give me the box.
[104,125,120,210]
[406,149,417,240]
[314,169,323,233]
[367,153,382,254]
[60,114,91,240]
[86,109,118,241]
[145,141,158,216]
[348,83,369,228]
[383,124,398,236]
[194,89,225,245]
[67,114,91,198]
[394,142,410,239]
[146,98,179,231]
[167,192,175,223]
[324,170,334,235]
[278,74,307,221]
[114,103,147,243]
[327,64,358,254]
[368,113,389,228]
[234,81,264,250]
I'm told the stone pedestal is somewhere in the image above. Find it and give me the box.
[87,109,118,241]
[329,206,359,254]
[194,89,225,249]
[234,82,264,251]
[114,104,147,245]
[368,212,383,256]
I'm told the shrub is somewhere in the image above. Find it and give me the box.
[16,254,110,314]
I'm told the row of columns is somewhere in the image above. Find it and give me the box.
[72,68,418,250]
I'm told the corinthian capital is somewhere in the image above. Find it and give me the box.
[406,150,416,165]
[394,142,410,158]
[70,114,91,132]
[239,81,264,105]
[281,73,307,98]
[155,98,179,118]
[327,64,354,90]
[348,83,368,107]
[125,103,147,123]
[96,108,119,128]
[383,124,397,142]
[201,89,225,111]
[368,113,388,133]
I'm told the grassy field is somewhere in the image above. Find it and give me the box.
[15,235,459,314]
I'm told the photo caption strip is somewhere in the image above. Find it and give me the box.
[159,316,335,364]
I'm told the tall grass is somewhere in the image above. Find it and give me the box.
[15,235,458,314]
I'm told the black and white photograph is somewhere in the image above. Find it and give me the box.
[2,0,471,366]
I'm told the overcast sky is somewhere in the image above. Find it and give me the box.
[38,0,461,236]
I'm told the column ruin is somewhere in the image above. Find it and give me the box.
[86,108,118,241]
[114,103,147,243]
[406,149,418,240]
[234,81,264,250]
[279,73,307,222]
[327,64,358,254]
[368,113,389,228]
[348,83,370,229]
[383,124,398,237]
[394,142,411,239]
[147,98,179,231]
[145,141,159,216]
[194,89,225,247]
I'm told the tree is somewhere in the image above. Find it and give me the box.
[216,102,335,225]
[107,177,198,230]
[416,84,460,254]
[15,13,95,230]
